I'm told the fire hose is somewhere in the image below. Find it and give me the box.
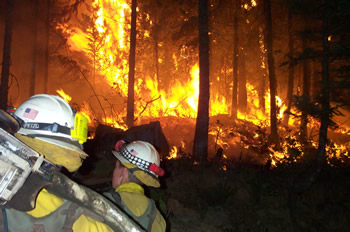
[0,111,144,231]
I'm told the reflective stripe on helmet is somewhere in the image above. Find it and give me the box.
[16,113,88,145]
[118,144,164,176]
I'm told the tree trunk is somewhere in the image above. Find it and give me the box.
[0,0,13,110]
[231,0,239,119]
[193,0,210,164]
[127,0,137,128]
[153,26,160,92]
[258,27,266,112]
[300,17,311,145]
[298,0,330,193]
[264,0,279,145]
[43,0,50,93]
[259,64,266,112]
[283,10,295,126]
[30,0,39,96]
[317,0,330,178]
[238,50,247,114]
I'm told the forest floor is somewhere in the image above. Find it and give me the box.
[71,116,350,232]
[73,154,350,232]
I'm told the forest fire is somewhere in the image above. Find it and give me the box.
[52,0,350,168]
[1,0,347,171]
[1,1,350,231]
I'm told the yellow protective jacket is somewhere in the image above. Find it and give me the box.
[105,182,166,232]
[1,188,113,232]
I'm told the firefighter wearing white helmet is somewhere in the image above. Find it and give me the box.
[2,94,114,232]
[104,140,166,231]
[13,94,88,172]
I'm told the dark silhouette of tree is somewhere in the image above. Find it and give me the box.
[315,0,331,184]
[193,0,210,164]
[29,0,39,96]
[231,0,239,119]
[127,0,137,128]
[238,43,247,114]
[299,16,312,145]
[43,0,50,93]
[79,2,106,85]
[257,4,267,113]
[263,0,279,145]
[237,5,250,115]
[0,0,13,110]
[283,9,295,126]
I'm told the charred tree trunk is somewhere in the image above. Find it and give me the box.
[153,26,160,93]
[238,50,247,114]
[283,10,295,126]
[231,0,239,119]
[30,0,39,96]
[295,0,330,195]
[43,0,50,93]
[300,18,311,145]
[264,0,279,145]
[310,0,331,187]
[314,0,330,185]
[0,0,13,110]
[127,0,137,128]
[193,0,210,164]
[259,61,266,112]
[258,26,266,113]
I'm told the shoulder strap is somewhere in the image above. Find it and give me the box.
[144,199,157,232]
[61,202,81,232]
[104,190,122,208]
[61,201,105,232]
[0,208,9,232]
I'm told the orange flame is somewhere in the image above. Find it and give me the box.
[57,1,349,167]
[56,89,72,103]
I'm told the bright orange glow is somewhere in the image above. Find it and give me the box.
[56,89,72,103]
[167,146,178,160]
[58,0,349,167]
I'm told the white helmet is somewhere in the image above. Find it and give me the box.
[13,94,88,159]
[112,140,164,187]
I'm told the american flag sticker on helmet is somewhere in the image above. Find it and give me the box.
[129,149,138,156]
[23,108,38,120]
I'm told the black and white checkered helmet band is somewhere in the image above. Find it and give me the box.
[120,145,152,171]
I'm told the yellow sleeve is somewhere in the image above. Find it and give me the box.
[73,214,114,232]
[151,211,166,232]
[26,188,64,218]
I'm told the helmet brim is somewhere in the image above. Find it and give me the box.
[15,133,86,172]
[112,150,129,163]
[112,150,160,188]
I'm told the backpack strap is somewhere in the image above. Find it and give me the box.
[0,208,9,232]
[104,190,122,208]
[61,203,81,232]
[144,199,157,232]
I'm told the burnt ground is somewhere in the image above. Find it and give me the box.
[68,118,350,232]
[71,153,350,232]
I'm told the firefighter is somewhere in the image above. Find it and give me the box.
[104,140,166,232]
[0,94,114,232]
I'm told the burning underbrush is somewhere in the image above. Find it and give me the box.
[153,114,350,170]
[70,115,350,232]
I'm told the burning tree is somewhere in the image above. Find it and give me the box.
[1,0,349,170]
